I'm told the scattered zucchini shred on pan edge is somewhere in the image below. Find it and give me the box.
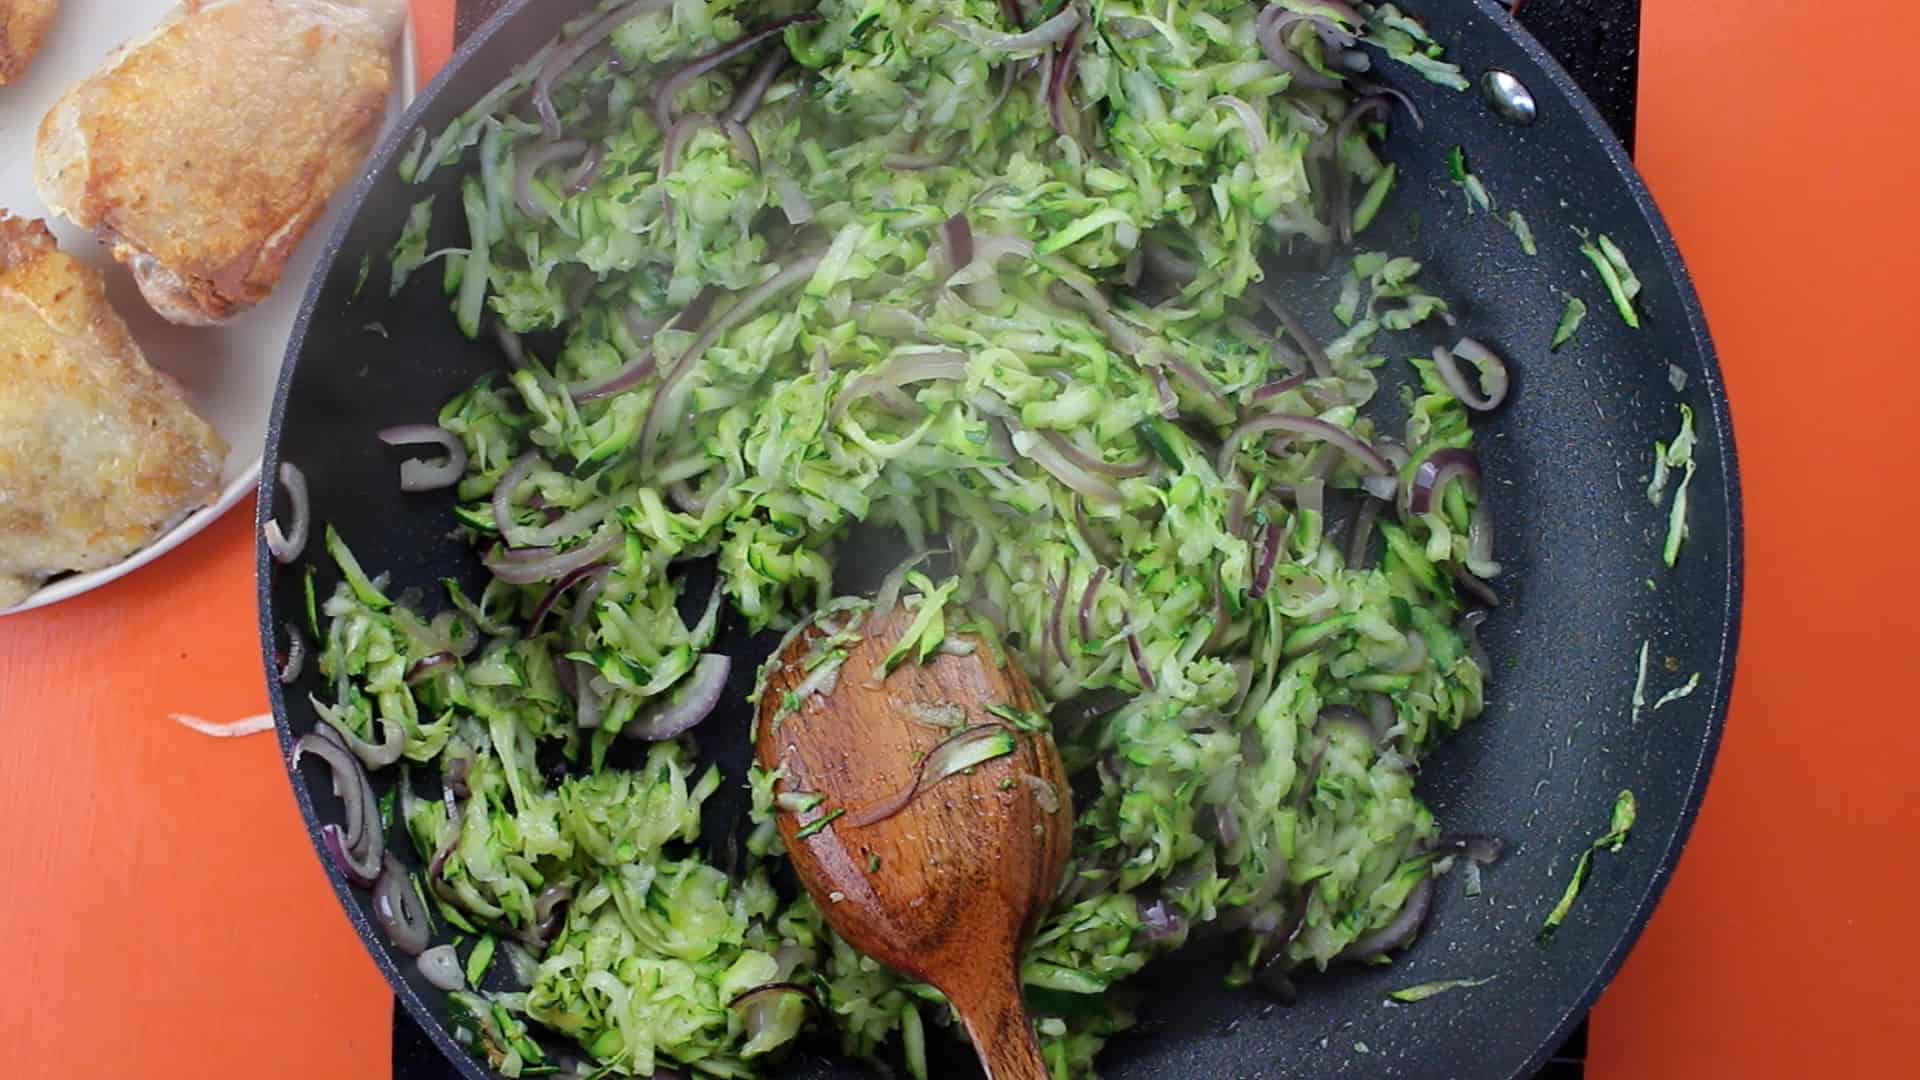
[304,1,1509,1076]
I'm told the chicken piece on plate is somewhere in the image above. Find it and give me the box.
[0,212,227,609]
[33,0,406,324]
[0,0,59,84]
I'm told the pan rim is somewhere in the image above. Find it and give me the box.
[257,2,1744,1077]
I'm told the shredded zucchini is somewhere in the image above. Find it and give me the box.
[314,0,1519,1074]
[1540,790,1637,941]
[1387,975,1494,1003]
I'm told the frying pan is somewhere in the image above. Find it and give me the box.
[260,1,1742,1076]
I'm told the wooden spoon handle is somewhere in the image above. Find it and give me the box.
[951,964,1050,1080]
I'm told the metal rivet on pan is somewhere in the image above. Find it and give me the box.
[1481,70,1538,125]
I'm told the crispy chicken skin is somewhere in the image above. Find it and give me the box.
[33,0,406,325]
[0,0,59,85]
[0,212,227,608]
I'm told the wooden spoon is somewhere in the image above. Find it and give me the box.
[755,602,1072,1080]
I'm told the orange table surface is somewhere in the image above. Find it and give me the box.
[3,1,1917,1076]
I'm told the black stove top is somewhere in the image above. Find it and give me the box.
[391,1,1641,1076]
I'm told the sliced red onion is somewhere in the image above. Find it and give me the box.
[1260,292,1332,378]
[264,461,310,564]
[405,652,456,686]
[1048,572,1071,666]
[1249,522,1284,599]
[1078,565,1108,642]
[1331,98,1390,246]
[727,49,787,125]
[529,1,661,139]
[373,852,431,955]
[514,139,587,220]
[491,452,539,542]
[1451,564,1500,609]
[297,729,378,858]
[1251,374,1311,402]
[623,653,730,740]
[1296,477,1327,518]
[1257,7,1346,91]
[729,982,817,1015]
[1041,432,1153,480]
[518,883,574,947]
[1201,569,1232,653]
[729,982,816,1046]
[278,622,307,685]
[424,801,464,905]
[321,824,382,888]
[1212,95,1269,156]
[529,562,610,634]
[1226,485,1250,537]
[1433,339,1511,412]
[1154,354,1234,418]
[1409,448,1482,516]
[569,351,657,403]
[846,724,1018,827]
[1014,426,1123,503]
[656,115,728,225]
[1146,365,1179,419]
[566,142,608,194]
[829,350,968,425]
[936,7,1081,52]
[949,234,1037,288]
[1126,628,1156,691]
[1333,97,1390,157]
[1459,608,1492,673]
[1341,876,1433,960]
[483,528,621,586]
[1045,25,1084,139]
[641,255,822,460]
[417,944,465,990]
[1346,497,1383,569]
[572,295,708,403]
[378,425,469,493]
[653,15,820,133]
[1219,414,1391,478]
[1350,79,1426,131]
[722,118,761,170]
[1432,833,1505,865]
[940,213,975,276]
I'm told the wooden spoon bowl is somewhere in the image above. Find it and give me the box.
[755,602,1072,1080]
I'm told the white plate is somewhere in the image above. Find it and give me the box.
[0,0,417,615]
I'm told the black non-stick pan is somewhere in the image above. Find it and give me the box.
[260,2,1741,1076]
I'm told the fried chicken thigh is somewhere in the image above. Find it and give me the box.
[0,212,227,608]
[34,0,406,324]
[0,0,59,85]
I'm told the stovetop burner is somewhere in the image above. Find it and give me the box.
[391,0,1640,1075]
